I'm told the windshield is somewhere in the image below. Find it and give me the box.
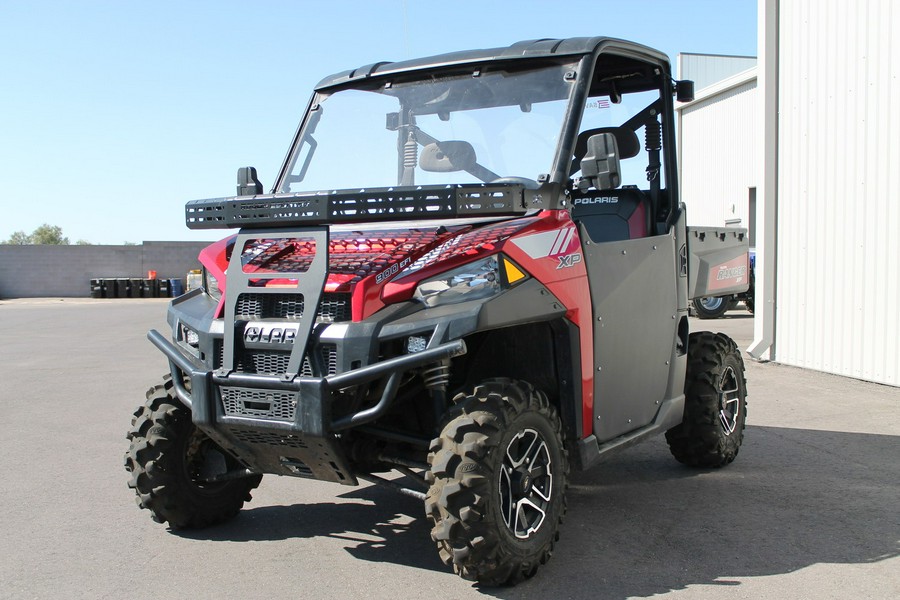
[278,60,578,193]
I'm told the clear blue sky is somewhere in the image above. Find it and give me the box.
[0,0,756,244]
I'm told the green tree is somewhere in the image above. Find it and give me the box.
[30,224,69,245]
[3,224,85,245]
[5,231,32,244]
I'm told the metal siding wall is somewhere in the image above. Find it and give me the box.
[679,54,758,90]
[680,81,759,227]
[777,0,900,385]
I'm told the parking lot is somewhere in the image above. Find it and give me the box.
[1,298,897,599]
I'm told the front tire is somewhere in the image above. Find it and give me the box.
[124,376,262,528]
[666,332,747,467]
[425,379,568,586]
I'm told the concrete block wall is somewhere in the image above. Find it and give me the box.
[0,242,211,298]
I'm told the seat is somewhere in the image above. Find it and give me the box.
[572,186,650,243]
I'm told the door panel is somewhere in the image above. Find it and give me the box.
[579,227,678,442]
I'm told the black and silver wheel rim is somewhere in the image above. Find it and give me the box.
[718,366,741,435]
[700,296,725,311]
[498,428,553,539]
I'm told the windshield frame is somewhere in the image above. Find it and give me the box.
[273,57,584,195]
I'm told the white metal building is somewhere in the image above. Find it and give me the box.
[678,53,756,91]
[677,66,759,236]
[678,0,900,387]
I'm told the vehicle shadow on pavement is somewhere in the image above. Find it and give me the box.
[482,425,899,598]
[171,425,898,595]
[174,480,445,574]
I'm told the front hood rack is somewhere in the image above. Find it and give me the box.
[185,183,528,230]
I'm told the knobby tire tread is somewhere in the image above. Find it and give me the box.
[665,332,748,467]
[124,376,262,528]
[425,379,568,586]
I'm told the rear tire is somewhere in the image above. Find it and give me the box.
[124,376,262,528]
[692,296,730,319]
[744,296,755,314]
[425,379,568,586]
[666,332,747,467]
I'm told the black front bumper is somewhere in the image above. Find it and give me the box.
[148,329,465,485]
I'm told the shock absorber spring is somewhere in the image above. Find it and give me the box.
[645,120,661,151]
[403,130,418,169]
[422,361,450,390]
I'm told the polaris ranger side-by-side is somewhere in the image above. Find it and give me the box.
[125,36,750,586]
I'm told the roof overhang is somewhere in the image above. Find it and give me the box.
[315,36,671,91]
[675,66,758,111]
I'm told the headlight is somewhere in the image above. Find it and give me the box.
[177,322,201,358]
[179,323,200,347]
[203,267,223,301]
[413,256,504,308]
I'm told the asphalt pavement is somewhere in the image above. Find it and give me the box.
[0,298,897,599]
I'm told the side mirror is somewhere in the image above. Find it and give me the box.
[676,80,695,103]
[237,166,263,196]
[579,133,621,191]
[420,141,476,173]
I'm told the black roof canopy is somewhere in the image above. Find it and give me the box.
[315,36,671,91]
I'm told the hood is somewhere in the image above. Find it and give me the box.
[199,216,539,321]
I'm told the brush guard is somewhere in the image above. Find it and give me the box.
[149,329,465,485]
[148,224,468,485]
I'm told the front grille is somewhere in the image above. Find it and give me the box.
[236,293,304,321]
[214,342,337,377]
[221,388,297,421]
[239,350,292,376]
[322,345,338,374]
[318,293,352,322]
[234,292,351,323]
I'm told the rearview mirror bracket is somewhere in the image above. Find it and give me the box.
[237,166,263,196]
